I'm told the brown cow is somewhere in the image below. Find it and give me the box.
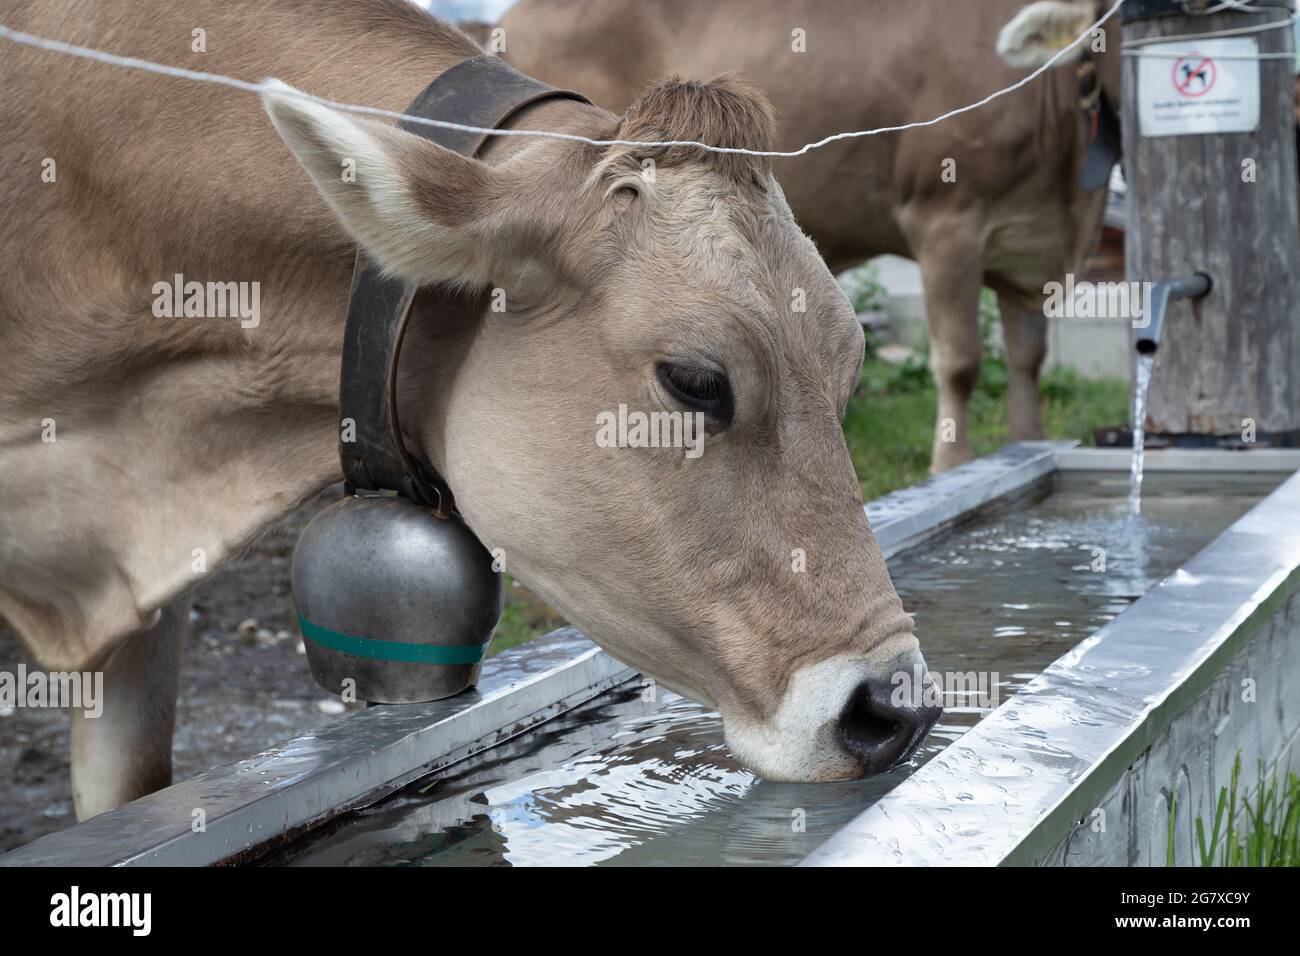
[457,19,495,50]
[500,0,1123,472]
[0,0,939,817]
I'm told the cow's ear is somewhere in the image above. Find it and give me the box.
[996,1,1097,69]
[262,79,509,289]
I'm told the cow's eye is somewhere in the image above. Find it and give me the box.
[656,362,734,426]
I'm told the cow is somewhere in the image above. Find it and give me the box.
[0,0,940,819]
[499,0,1124,473]
[456,19,495,50]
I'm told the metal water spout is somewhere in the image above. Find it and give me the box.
[1128,272,1212,512]
[1134,273,1213,354]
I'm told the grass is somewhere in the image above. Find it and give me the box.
[488,573,566,656]
[1170,754,1300,867]
[844,284,1127,499]
[845,352,1129,501]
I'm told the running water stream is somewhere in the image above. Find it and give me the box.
[1129,353,1155,513]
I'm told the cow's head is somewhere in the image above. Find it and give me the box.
[261,75,940,782]
[997,0,1122,107]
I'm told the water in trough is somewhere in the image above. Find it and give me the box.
[268,471,1275,867]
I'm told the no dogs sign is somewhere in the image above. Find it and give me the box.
[1138,37,1261,137]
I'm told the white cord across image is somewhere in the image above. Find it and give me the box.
[3,1,1295,151]
[0,0,1127,159]
[1121,2,1298,59]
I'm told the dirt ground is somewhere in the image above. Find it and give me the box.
[0,490,346,851]
[0,488,565,853]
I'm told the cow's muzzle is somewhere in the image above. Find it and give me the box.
[838,655,942,774]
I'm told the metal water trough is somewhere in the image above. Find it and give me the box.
[3,442,1298,866]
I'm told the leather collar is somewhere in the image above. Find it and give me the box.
[337,56,589,515]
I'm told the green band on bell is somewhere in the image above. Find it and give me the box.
[298,615,489,666]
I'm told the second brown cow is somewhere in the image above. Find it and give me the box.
[500,0,1122,472]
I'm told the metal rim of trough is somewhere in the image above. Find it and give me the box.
[4,441,1299,866]
[0,629,636,866]
[805,448,1300,866]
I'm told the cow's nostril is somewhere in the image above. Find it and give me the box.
[840,695,902,755]
[838,677,942,775]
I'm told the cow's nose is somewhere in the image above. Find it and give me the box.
[838,672,942,775]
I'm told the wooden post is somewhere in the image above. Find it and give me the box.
[1122,0,1300,444]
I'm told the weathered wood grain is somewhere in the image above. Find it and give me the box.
[1122,2,1300,439]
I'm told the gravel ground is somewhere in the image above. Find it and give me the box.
[0,486,565,853]
[0,490,359,852]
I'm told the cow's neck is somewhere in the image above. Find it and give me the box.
[0,0,595,669]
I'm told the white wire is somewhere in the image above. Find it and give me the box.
[1121,8,1297,58]
[1204,0,1292,14]
[1123,50,1295,57]
[1124,14,1294,43]
[1206,0,1264,12]
[0,0,1125,160]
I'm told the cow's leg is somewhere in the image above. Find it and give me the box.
[998,293,1048,441]
[70,599,186,818]
[914,226,986,473]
